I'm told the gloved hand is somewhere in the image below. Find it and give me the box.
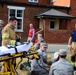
[16,42,21,46]
[68,45,71,49]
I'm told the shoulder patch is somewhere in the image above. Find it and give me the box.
[3,28,9,33]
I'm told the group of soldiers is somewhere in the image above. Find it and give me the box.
[0,16,76,75]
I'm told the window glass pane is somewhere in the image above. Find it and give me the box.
[50,21,55,28]
[8,6,25,31]
[17,19,22,29]
[30,0,33,1]
[34,0,37,1]
[10,9,15,17]
[29,0,38,2]
[17,10,22,17]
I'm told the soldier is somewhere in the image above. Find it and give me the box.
[34,34,44,50]
[0,20,4,71]
[31,43,49,75]
[0,20,4,46]
[49,49,74,75]
[2,17,18,46]
[34,33,47,63]
[68,23,76,70]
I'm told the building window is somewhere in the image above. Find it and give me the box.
[50,21,55,28]
[7,6,25,32]
[49,19,59,30]
[28,0,38,3]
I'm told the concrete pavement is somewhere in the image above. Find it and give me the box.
[47,44,68,53]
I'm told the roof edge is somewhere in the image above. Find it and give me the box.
[36,15,76,19]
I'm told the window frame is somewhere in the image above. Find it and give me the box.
[50,20,55,29]
[28,0,38,3]
[52,0,56,3]
[7,6,25,32]
[49,19,59,30]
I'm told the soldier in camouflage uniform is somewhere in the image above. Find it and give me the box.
[0,20,4,71]
[31,43,49,75]
[0,20,4,46]
[49,49,74,75]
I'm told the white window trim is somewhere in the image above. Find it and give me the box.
[7,6,25,32]
[7,6,25,10]
[28,0,38,3]
[49,19,59,30]
[52,0,56,3]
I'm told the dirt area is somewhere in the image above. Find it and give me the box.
[16,53,52,75]
[16,58,30,75]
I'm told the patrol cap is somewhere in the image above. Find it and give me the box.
[40,42,48,48]
[0,20,4,24]
[59,49,67,56]
[38,34,42,37]
[53,52,59,59]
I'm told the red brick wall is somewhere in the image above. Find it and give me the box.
[0,4,8,26]
[38,0,49,5]
[70,0,76,16]
[14,0,49,5]
[14,0,28,2]
[43,18,72,44]
[69,0,76,34]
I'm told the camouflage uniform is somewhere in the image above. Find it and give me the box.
[49,49,74,75]
[0,20,4,46]
[49,58,74,75]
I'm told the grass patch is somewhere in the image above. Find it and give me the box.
[47,53,71,62]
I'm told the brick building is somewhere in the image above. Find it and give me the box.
[0,0,76,44]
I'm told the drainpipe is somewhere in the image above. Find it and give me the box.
[67,6,71,14]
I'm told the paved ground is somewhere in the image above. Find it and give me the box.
[47,44,68,53]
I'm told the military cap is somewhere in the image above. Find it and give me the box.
[40,42,48,48]
[38,34,42,37]
[59,49,67,56]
